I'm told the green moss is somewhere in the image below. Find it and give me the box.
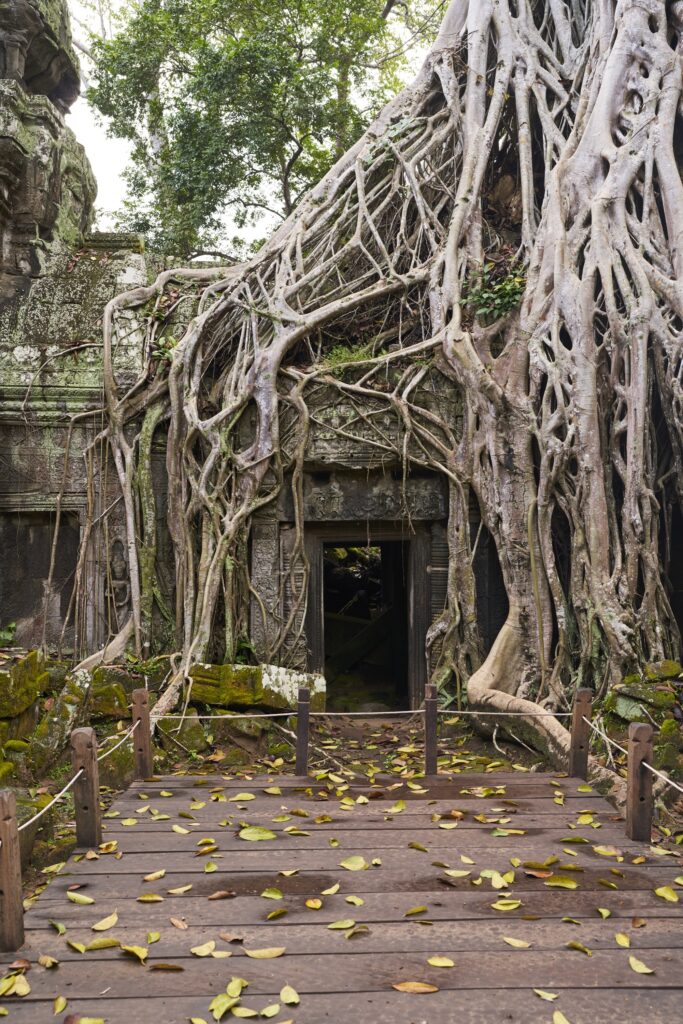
[30,835,76,872]
[97,741,136,789]
[0,650,49,718]
[158,710,208,754]
[222,746,250,766]
[45,659,71,694]
[0,761,15,782]
[90,681,129,718]
[654,718,682,773]
[189,664,264,707]
[644,660,683,681]
[30,669,91,774]
[4,739,29,752]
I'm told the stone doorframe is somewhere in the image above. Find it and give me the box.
[301,521,429,709]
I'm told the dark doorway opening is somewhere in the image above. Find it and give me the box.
[0,509,79,648]
[322,542,409,711]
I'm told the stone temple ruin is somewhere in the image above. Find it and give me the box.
[0,0,514,721]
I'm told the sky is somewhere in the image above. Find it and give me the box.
[68,95,130,229]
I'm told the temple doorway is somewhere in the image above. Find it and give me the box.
[321,541,409,711]
[302,522,430,710]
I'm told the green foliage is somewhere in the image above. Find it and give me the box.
[0,622,16,646]
[151,333,177,364]
[461,262,526,324]
[323,342,374,368]
[88,0,435,256]
[234,635,257,666]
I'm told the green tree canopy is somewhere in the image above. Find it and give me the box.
[88,0,438,255]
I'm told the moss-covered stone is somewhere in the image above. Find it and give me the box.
[654,718,682,772]
[158,709,208,754]
[0,761,15,783]
[0,649,50,718]
[222,746,250,766]
[30,669,90,774]
[90,681,129,719]
[189,662,325,710]
[45,659,71,694]
[605,673,677,725]
[96,740,137,789]
[645,660,683,681]
[91,658,170,695]
[4,739,29,753]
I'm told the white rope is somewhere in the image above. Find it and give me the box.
[17,769,84,833]
[582,716,629,756]
[437,709,572,718]
[310,709,424,717]
[157,711,294,720]
[97,720,140,762]
[642,761,683,796]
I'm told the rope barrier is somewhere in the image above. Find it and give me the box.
[160,707,573,720]
[582,716,629,756]
[17,769,84,833]
[309,709,423,717]
[582,716,683,798]
[642,761,683,796]
[96,719,140,763]
[156,712,294,721]
[438,708,572,718]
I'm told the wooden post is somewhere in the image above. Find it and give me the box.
[424,683,438,776]
[0,790,24,951]
[70,727,102,849]
[569,688,592,779]
[626,722,654,843]
[295,687,310,777]
[132,689,154,780]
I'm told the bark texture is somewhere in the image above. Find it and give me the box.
[71,0,683,748]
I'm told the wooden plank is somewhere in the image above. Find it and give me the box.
[14,917,683,960]
[2,948,682,1000]
[124,774,608,795]
[38,842,678,872]
[1,990,682,1024]
[101,812,633,833]
[91,828,652,859]
[111,794,615,816]
[125,771,598,787]
[25,887,683,924]
[31,868,683,909]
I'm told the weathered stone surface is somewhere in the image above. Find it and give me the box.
[0,236,165,650]
[189,662,325,710]
[0,81,96,299]
[0,0,80,108]
[645,660,683,681]
[90,680,129,719]
[0,648,49,717]
[29,667,89,772]
[96,732,137,789]
[158,709,209,754]
[654,718,682,772]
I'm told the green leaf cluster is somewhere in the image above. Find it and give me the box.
[88,0,435,255]
[461,262,526,325]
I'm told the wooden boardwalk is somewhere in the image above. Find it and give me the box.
[3,769,683,1022]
